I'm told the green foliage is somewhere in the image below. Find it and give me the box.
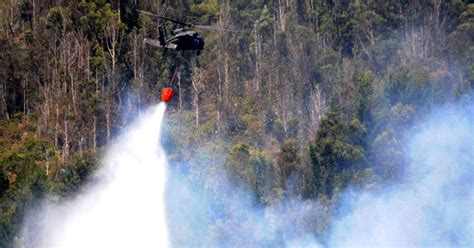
[305,112,366,199]
[0,119,99,246]
[191,0,219,23]
[46,7,65,29]
[276,139,300,185]
[356,70,374,128]
[1,0,473,246]
[53,151,99,197]
[226,143,255,189]
[0,135,49,247]
[225,143,279,204]
[371,102,417,181]
[255,5,273,35]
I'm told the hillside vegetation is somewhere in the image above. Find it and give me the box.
[0,0,473,246]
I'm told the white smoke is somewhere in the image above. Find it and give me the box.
[164,99,474,247]
[21,104,169,248]
[329,102,474,247]
[20,99,474,247]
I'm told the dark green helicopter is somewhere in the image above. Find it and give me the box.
[138,10,239,56]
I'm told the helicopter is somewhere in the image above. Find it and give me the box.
[137,10,240,103]
[138,10,238,56]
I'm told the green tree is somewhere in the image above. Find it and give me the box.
[53,151,99,197]
[225,143,255,190]
[304,112,366,199]
[0,135,49,247]
[276,138,300,187]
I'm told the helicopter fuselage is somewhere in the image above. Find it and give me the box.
[139,9,233,56]
[167,30,204,52]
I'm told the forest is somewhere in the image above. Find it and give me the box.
[0,0,473,246]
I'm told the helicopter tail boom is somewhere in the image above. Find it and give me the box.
[144,38,177,49]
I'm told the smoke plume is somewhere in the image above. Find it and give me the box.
[20,104,169,248]
[20,98,473,247]
[329,100,474,247]
[165,98,474,247]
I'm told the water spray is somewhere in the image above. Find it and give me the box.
[22,104,169,248]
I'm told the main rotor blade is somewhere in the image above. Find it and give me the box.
[195,25,243,33]
[137,9,192,27]
[137,9,244,32]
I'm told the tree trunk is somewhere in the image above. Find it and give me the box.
[64,112,69,160]
[55,104,59,149]
[71,74,77,117]
[254,29,261,92]
[105,99,111,141]
[192,68,200,128]
[278,0,287,31]
[23,78,27,120]
[93,116,97,151]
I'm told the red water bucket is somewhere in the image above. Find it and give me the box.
[161,87,175,102]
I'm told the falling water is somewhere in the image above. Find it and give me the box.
[24,104,169,248]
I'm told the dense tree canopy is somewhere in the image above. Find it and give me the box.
[0,0,472,246]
